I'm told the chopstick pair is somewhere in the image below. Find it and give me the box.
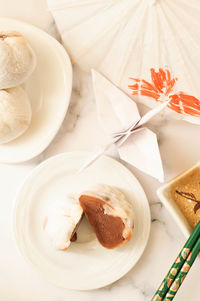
[152,221,200,301]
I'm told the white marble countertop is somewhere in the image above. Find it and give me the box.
[0,1,200,300]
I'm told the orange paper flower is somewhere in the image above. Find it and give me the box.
[129,67,200,117]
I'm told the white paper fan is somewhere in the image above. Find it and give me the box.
[47,0,200,123]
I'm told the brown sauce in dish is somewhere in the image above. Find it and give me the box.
[170,167,200,229]
[79,195,125,249]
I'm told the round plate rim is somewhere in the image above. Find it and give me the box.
[0,17,72,164]
[13,151,151,290]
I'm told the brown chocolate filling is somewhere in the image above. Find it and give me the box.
[79,195,125,249]
[70,232,77,242]
[70,213,83,243]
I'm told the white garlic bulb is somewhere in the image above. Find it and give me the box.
[0,32,36,89]
[0,86,32,144]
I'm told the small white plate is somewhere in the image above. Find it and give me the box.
[13,152,151,290]
[0,18,72,163]
[157,163,200,239]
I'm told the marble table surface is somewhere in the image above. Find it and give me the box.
[0,1,200,300]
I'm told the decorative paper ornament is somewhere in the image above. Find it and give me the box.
[48,0,200,123]
[129,67,200,122]
[80,70,166,182]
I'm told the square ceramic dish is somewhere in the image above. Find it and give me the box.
[157,162,200,239]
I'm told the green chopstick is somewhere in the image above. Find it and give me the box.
[163,235,200,300]
[152,221,200,301]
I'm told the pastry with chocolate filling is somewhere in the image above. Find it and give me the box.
[79,184,134,249]
[43,195,83,250]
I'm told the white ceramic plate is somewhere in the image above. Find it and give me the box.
[0,18,72,163]
[13,152,151,290]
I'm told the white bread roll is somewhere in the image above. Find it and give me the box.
[0,86,32,144]
[0,32,36,89]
